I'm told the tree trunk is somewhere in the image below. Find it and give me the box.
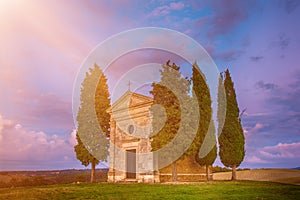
[171,161,177,182]
[91,160,96,183]
[231,164,237,180]
[206,164,211,181]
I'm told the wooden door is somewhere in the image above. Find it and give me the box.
[126,149,136,179]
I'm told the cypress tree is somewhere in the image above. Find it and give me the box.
[150,60,190,182]
[75,64,110,183]
[218,69,245,180]
[191,63,217,181]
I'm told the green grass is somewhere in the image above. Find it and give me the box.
[0,181,299,200]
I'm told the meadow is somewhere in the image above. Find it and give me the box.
[0,181,299,200]
[0,169,299,199]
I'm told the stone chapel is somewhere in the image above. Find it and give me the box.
[106,90,208,183]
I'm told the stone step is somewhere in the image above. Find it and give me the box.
[118,179,138,183]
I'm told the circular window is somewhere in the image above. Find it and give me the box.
[128,125,134,134]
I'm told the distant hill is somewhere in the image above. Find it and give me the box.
[0,168,108,188]
[290,167,300,170]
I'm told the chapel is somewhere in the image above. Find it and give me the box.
[106,90,208,183]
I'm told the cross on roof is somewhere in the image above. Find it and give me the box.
[127,80,132,91]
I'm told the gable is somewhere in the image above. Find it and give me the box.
[106,91,153,113]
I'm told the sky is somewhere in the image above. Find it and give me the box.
[0,0,299,170]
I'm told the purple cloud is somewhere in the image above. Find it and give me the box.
[250,56,264,62]
[212,49,244,62]
[268,72,300,113]
[147,1,185,17]
[244,142,300,167]
[284,0,300,14]
[255,81,278,91]
[170,2,185,10]
[13,93,74,132]
[269,33,290,50]
[0,115,79,170]
[205,0,256,39]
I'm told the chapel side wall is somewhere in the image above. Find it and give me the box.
[158,156,208,182]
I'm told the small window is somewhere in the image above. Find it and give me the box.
[128,125,134,134]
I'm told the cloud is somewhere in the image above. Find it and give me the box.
[278,34,290,50]
[245,155,269,164]
[250,56,264,62]
[213,49,243,62]
[13,92,74,132]
[190,0,252,39]
[147,2,185,17]
[0,115,78,170]
[241,74,300,168]
[244,142,300,167]
[28,93,73,127]
[242,77,300,167]
[0,115,13,142]
[255,81,278,91]
[248,73,300,132]
[268,72,300,112]
[204,0,256,39]
[284,0,300,14]
[105,48,189,102]
[245,112,271,117]
[270,33,290,50]
[259,142,300,159]
[0,115,11,131]
[243,75,300,147]
[169,2,185,10]
[244,123,265,135]
[69,129,78,147]
[243,122,267,151]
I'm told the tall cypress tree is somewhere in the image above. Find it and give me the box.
[74,132,99,182]
[191,63,217,181]
[75,64,110,183]
[218,69,245,180]
[150,60,190,182]
[94,64,111,138]
[217,73,226,138]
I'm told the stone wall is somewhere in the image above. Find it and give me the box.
[159,156,210,182]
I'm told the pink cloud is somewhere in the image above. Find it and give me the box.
[244,123,265,135]
[245,155,270,164]
[170,2,185,10]
[193,0,254,39]
[260,142,300,159]
[212,49,244,62]
[11,92,74,131]
[69,129,78,147]
[244,123,264,146]
[105,48,188,102]
[0,115,76,168]
[244,142,300,165]
[0,115,13,142]
[147,2,185,17]
[151,5,171,17]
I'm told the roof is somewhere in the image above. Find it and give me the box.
[106,90,153,113]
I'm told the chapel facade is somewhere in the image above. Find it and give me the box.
[106,90,208,183]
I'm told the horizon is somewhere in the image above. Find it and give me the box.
[1,165,299,173]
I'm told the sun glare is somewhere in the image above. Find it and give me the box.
[0,0,26,16]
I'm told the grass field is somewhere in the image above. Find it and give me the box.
[0,181,299,200]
